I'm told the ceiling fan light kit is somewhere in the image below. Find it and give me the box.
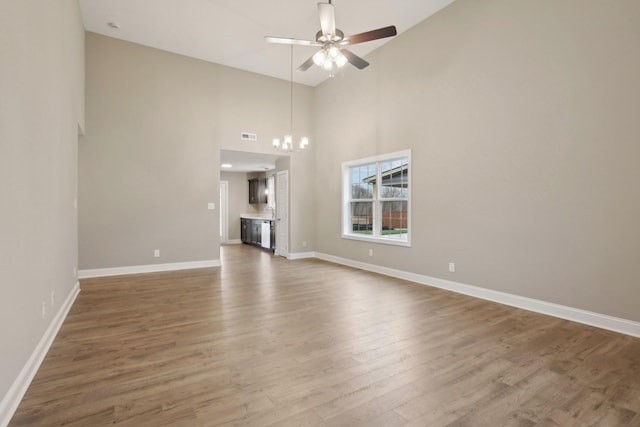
[265,1,397,77]
[313,45,348,73]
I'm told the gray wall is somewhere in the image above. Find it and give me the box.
[314,0,640,322]
[0,0,84,404]
[2,0,639,409]
[221,171,248,241]
[80,33,315,269]
[221,171,256,241]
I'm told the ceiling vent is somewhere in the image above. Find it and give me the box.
[240,132,257,141]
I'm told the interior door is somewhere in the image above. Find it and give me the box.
[276,170,289,258]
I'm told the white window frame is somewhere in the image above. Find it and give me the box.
[342,149,411,247]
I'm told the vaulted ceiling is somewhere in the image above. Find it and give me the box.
[80,0,456,87]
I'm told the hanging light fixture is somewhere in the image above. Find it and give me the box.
[273,45,310,152]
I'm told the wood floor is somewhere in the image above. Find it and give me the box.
[10,245,640,426]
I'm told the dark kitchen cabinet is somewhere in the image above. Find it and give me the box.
[270,221,276,251]
[240,218,275,252]
[241,218,249,243]
[248,178,267,204]
[250,220,261,246]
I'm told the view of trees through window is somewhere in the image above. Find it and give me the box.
[348,155,409,242]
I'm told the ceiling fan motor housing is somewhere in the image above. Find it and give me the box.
[316,29,344,43]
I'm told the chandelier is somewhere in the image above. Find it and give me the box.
[273,46,309,152]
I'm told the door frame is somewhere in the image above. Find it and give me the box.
[220,180,229,244]
[276,170,289,258]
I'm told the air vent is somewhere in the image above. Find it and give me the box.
[240,132,257,141]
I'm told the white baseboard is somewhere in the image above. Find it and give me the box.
[79,259,221,279]
[287,251,317,260]
[275,250,289,259]
[315,252,640,338]
[0,282,80,427]
[225,240,242,245]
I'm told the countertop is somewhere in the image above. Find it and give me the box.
[240,214,274,220]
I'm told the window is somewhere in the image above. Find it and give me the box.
[342,150,410,246]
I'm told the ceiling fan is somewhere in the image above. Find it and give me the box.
[265,1,397,76]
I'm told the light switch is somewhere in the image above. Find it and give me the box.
[208,202,215,210]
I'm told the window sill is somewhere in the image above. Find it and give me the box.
[342,233,411,247]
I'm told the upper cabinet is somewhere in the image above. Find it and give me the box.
[248,178,267,204]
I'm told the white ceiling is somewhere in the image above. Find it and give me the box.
[220,150,284,173]
[79,0,456,87]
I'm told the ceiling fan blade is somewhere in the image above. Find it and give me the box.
[318,2,336,37]
[341,48,369,70]
[297,55,316,72]
[341,25,397,45]
[264,36,321,47]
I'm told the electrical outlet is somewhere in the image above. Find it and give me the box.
[302,240,307,248]
[51,291,55,307]
[207,202,215,210]
[369,249,373,257]
[41,301,46,319]
[449,262,456,273]
[154,249,160,257]
[73,267,77,278]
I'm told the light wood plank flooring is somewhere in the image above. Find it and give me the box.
[10,244,640,426]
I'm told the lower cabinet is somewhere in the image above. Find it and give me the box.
[250,220,260,245]
[241,218,248,243]
[270,221,275,251]
[241,218,275,252]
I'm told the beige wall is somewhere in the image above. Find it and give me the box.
[221,171,252,241]
[314,0,640,322]
[0,0,84,404]
[288,151,316,253]
[5,0,637,417]
[76,0,640,328]
[80,33,315,269]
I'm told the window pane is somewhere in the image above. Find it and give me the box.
[380,201,408,241]
[343,151,410,245]
[351,163,376,200]
[380,159,408,198]
[350,202,373,235]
